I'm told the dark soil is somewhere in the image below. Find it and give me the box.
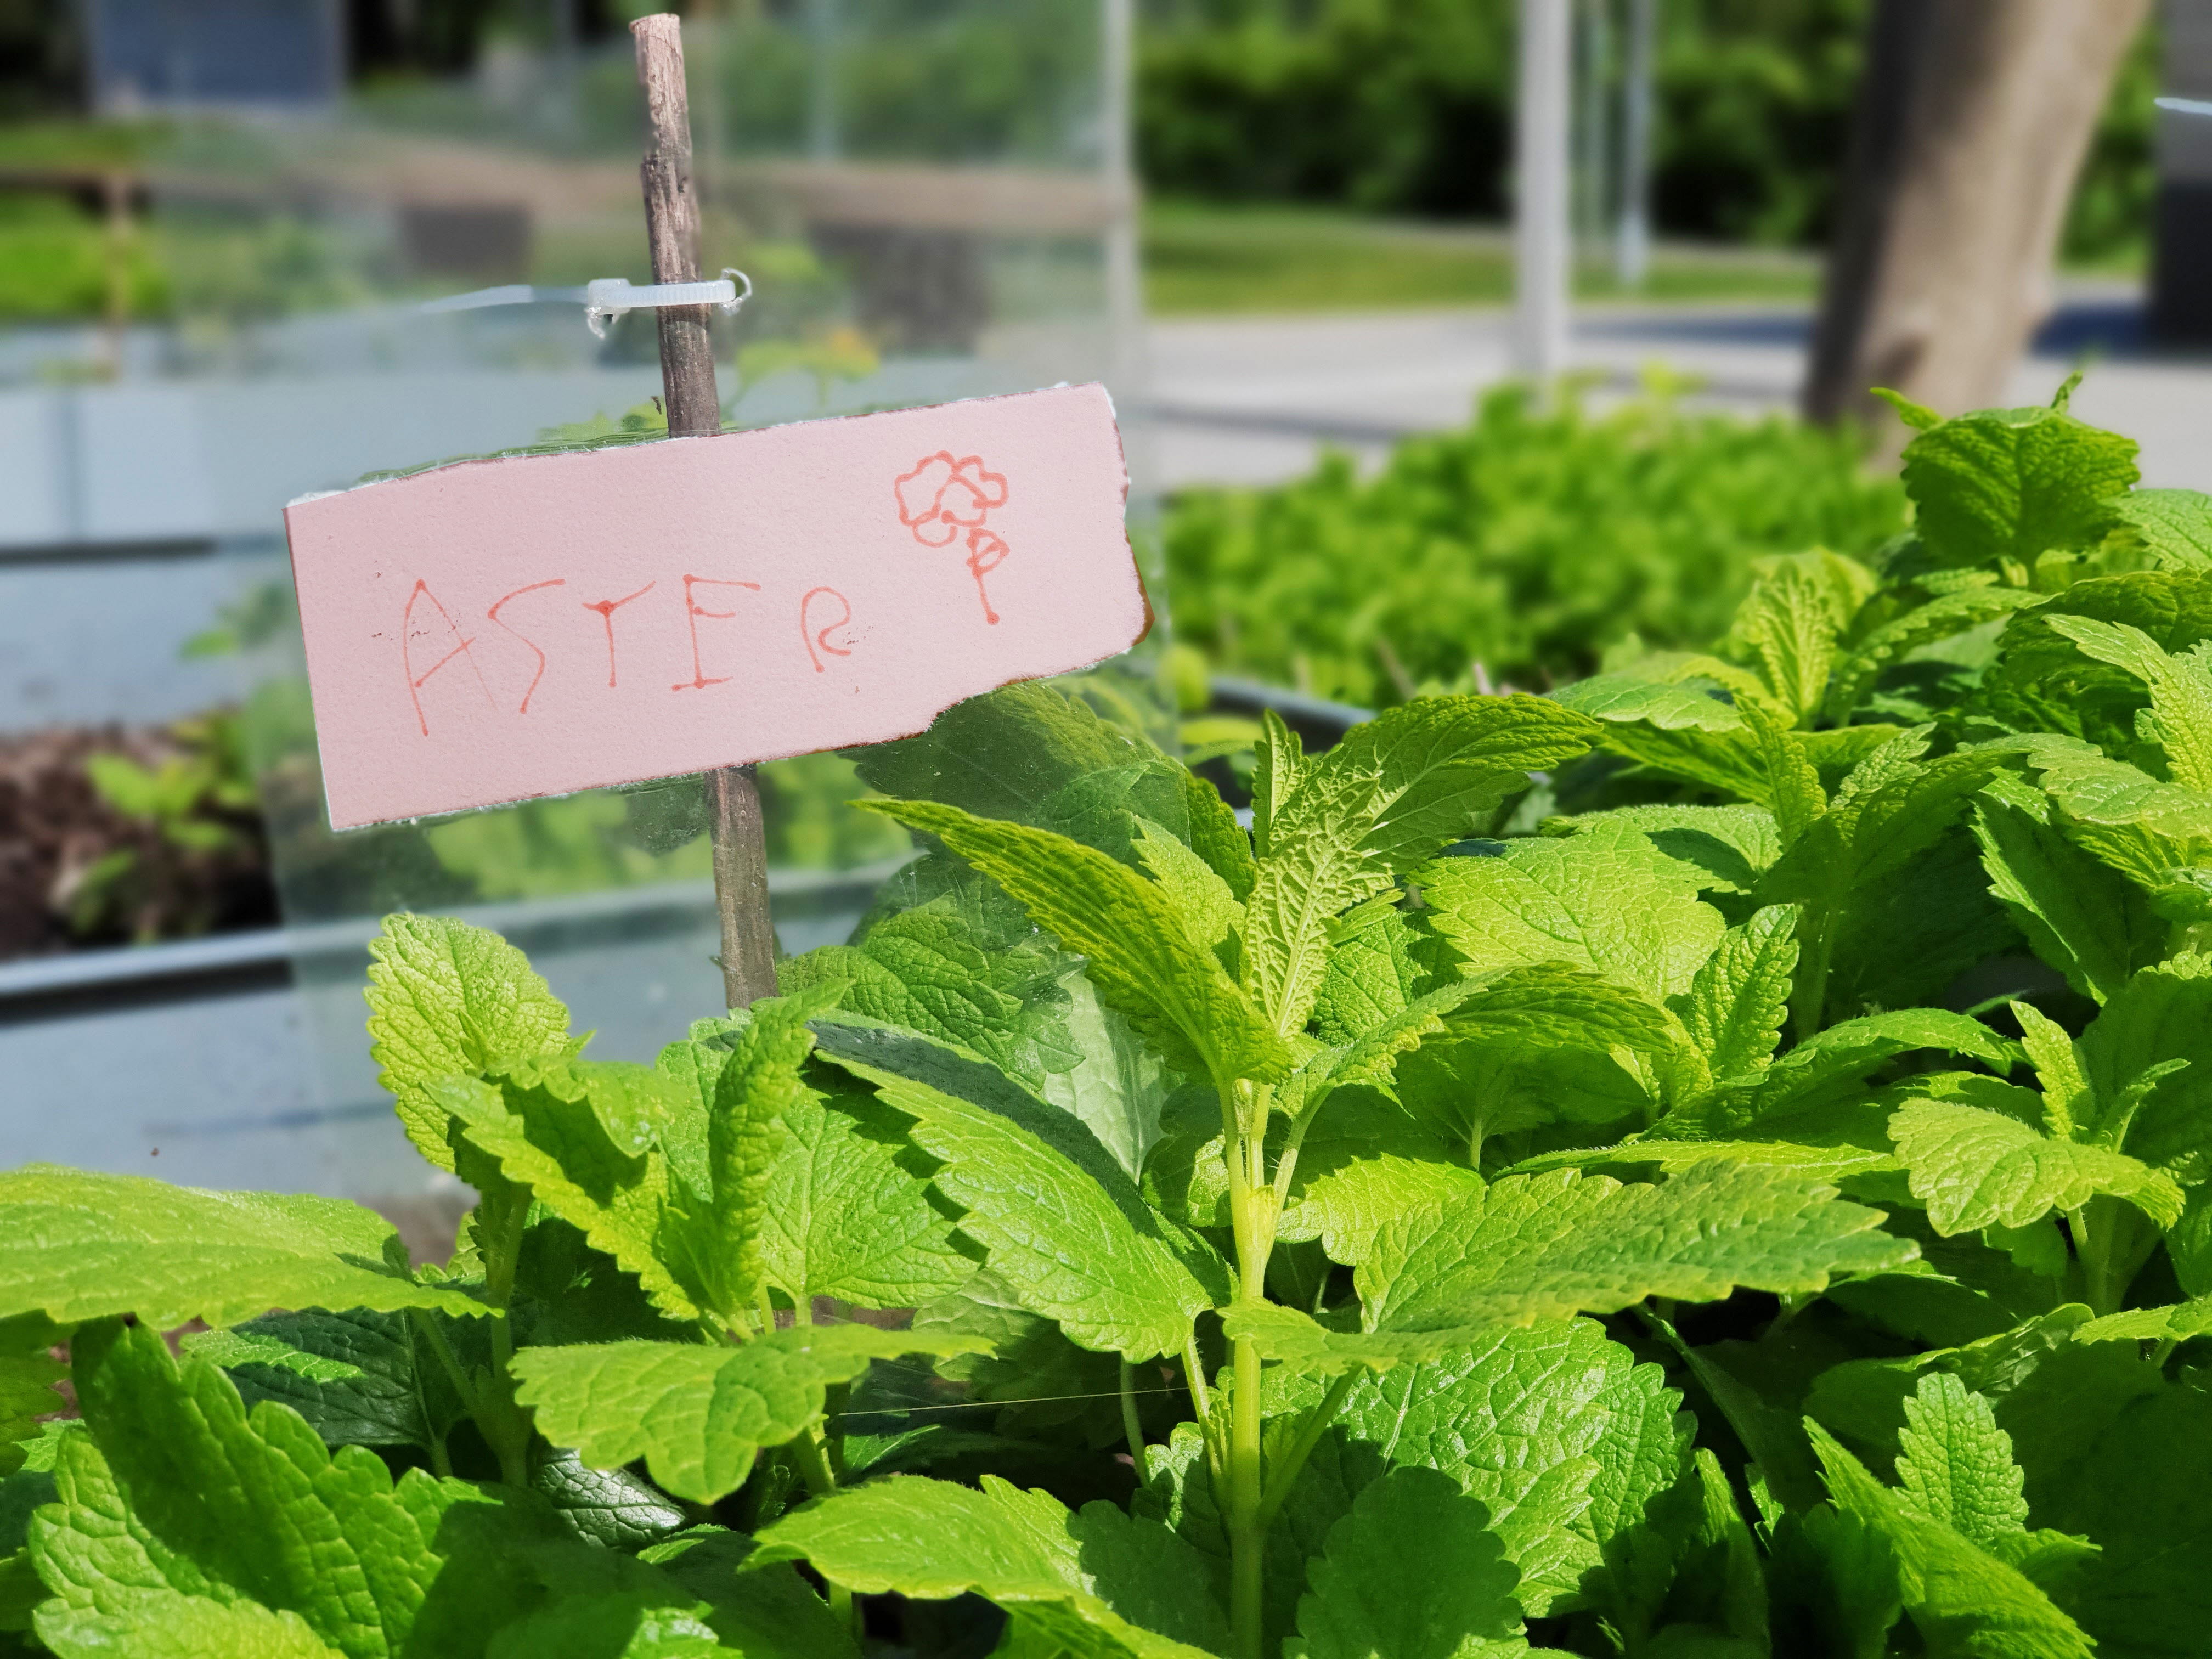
[0,723,276,961]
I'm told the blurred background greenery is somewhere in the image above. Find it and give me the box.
[0,0,2160,325]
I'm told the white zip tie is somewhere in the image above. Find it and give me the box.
[2157,97,2212,118]
[418,270,753,338]
[585,270,751,337]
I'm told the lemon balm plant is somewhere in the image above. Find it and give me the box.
[11,380,2212,1658]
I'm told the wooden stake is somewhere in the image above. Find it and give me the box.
[631,13,780,1009]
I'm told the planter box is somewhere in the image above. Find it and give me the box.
[0,862,896,1200]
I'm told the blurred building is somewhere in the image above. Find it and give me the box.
[83,0,345,114]
[2155,0,2212,339]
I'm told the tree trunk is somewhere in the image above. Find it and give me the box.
[1802,0,2150,436]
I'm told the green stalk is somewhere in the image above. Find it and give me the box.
[1790,904,1836,1042]
[1226,1328,1266,1659]
[471,1190,537,1488]
[1120,1358,1149,1482]
[1255,1370,1357,1531]
[1220,1074,1276,1659]
[792,1423,859,1637]
[791,1423,839,1498]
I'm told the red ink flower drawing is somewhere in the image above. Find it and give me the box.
[895,450,1012,624]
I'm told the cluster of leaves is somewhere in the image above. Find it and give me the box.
[1164,381,1905,709]
[15,380,2212,1657]
[58,711,272,946]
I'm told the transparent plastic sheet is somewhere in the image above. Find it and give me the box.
[148,0,1166,1211]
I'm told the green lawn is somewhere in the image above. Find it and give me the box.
[1142,200,1821,316]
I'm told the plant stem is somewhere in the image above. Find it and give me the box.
[791,1423,838,1498]
[409,1308,475,1410]
[470,1190,537,1488]
[1222,1070,1276,1659]
[1120,1357,1149,1482]
[1791,907,1835,1041]
[1226,1330,1266,1659]
[788,1421,858,1633]
[1255,1370,1357,1531]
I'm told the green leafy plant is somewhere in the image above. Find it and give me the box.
[63,712,266,943]
[1165,381,1906,708]
[16,382,2212,1658]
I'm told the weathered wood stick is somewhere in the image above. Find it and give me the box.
[631,13,779,1010]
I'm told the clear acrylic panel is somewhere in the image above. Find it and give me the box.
[37,0,1158,1207]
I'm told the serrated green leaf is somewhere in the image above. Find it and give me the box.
[1040,973,1175,1183]
[691,989,840,1319]
[1973,779,2163,1005]
[1808,1420,2094,1659]
[1894,1374,2028,1546]
[0,1320,63,1480]
[0,1169,484,1330]
[811,1025,1225,1358]
[1244,695,1599,1037]
[845,680,1151,823]
[1281,981,1485,1132]
[758,1090,973,1310]
[1826,585,2042,725]
[1312,896,1427,1044]
[180,1310,458,1454]
[1996,1354,2212,1656]
[1728,563,1848,726]
[2073,1296,2212,1344]
[1293,1465,1527,1659]
[1544,803,1782,895]
[1688,1007,2013,1138]
[864,798,1291,1090]
[1763,740,2021,928]
[1392,963,1696,1142]
[1182,768,1257,901]
[364,913,579,1171]
[1359,1164,1911,1335]
[778,853,1082,1093]
[1685,905,1798,1077]
[1135,815,1244,967]
[2076,955,2212,1181]
[2007,1003,2089,1140]
[1222,1301,1494,1374]
[531,1449,689,1550]
[2110,487,2212,569]
[637,1528,862,1659]
[1329,1318,1686,1619]
[1976,571,2212,748]
[438,1059,702,1322]
[35,1591,343,1658]
[30,1320,554,1659]
[1341,693,1602,868]
[1900,402,2137,575]
[756,1474,1229,1659]
[1552,673,1743,731]
[1740,693,1828,844]
[1418,833,1723,1003]
[510,1326,989,1503]
[1283,1153,1486,1269]
[2045,613,2212,789]
[1889,1099,2185,1233]
[1507,1132,1898,1186]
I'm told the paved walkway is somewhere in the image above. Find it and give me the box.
[1141,281,2212,492]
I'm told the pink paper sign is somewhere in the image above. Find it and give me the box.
[284,383,1144,829]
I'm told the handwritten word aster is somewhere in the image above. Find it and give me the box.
[284,383,1141,829]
